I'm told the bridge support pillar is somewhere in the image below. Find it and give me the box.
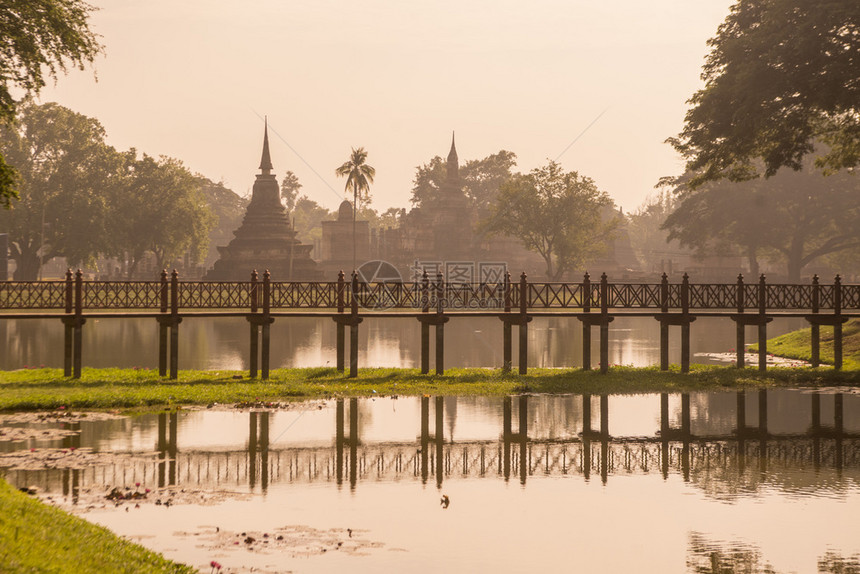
[333,315,363,378]
[421,323,430,374]
[350,323,359,378]
[579,316,613,373]
[336,324,345,372]
[502,322,512,373]
[155,315,182,379]
[499,315,532,374]
[654,315,696,373]
[804,315,849,371]
[730,314,772,370]
[418,315,449,375]
[61,316,86,379]
[582,321,591,371]
[436,322,445,375]
[247,316,275,379]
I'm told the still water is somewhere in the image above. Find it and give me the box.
[0,315,809,370]
[1,390,859,573]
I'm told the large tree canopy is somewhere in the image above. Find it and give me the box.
[0,0,102,207]
[663,160,860,280]
[671,0,860,187]
[0,102,217,279]
[483,161,617,280]
[0,101,118,279]
[108,153,214,278]
[410,150,517,214]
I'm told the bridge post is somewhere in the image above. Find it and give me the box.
[249,270,259,378]
[169,270,180,380]
[260,411,270,491]
[736,273,745,368]
[582,272,591,370]
[660,273,669,371]
[336,271,345,373]
[261,270,272,380]
[835,393,844,470]
[834,275,843,370]
[810,275,820,367]
[519,272,528,374]
[582,394,592,481]
[73,269,84,379]
[518,395,529,485]
[435,396,444,486]
[157,270,169,377]
[503,271,512,372]
[436,272,445,375]
[502,396,512,481]
[421,270,430,374]
[757,274,767,372]
[600,394,609,438]
[63,269,73,377]
[660,393,669,436]
[680,273,690,373]
[758,389,768,471]
[157,412,167,487]
[350,273,359,378]
[420,395,430,484]
[249,411,258,488]
[336,398,344,486]
[349,397,358,489]
[599,273,609,374]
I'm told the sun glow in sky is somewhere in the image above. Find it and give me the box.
[39,0,733,212]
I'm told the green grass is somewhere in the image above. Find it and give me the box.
[0,478,193,573]
[751,318,860,370]
[2,365,860,411]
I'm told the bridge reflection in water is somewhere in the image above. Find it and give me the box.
[5,391,858,501]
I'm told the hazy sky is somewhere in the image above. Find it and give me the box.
[39,0,733,213]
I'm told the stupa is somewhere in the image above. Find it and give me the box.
[204,122,323,281]
[427,132,473,260]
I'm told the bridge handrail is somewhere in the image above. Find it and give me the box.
[1,272,856,312]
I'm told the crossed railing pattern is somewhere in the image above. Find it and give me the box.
[5,438,857,491]
[1,271,858,312]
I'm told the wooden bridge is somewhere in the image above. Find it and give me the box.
[2,270,858,377]
[3,392,857,494]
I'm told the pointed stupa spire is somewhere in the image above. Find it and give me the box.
[447,131,459,180]
[259,117,273,175]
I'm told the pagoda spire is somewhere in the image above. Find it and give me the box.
[259,117,273,175]
[447,131,458,180]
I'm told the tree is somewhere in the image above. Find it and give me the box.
[0,101,119,279]
[663,160,860,280]
[280,170,302,211]
[197,176,246,269]
[626,192,690,273]
[335,147,375,270]
[461,150,518,217]
[335,147,375,210]
[291,195,333,246]
[670,0,860,187]
[0,0,102,207]
[410,150,517,214]
[483,161,618,280]
[109,154,214,277]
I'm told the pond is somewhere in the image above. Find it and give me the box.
[2,390,859,573]
[0,315,810,371]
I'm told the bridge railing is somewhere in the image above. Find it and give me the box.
[0,271,857,312]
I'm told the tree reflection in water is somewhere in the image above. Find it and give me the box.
[687,533,860,574]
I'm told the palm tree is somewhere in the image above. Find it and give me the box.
[335,147,375,272]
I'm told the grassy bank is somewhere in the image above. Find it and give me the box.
[0,478,193,573]
[2,366,859,411]
[751,318,860,369]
